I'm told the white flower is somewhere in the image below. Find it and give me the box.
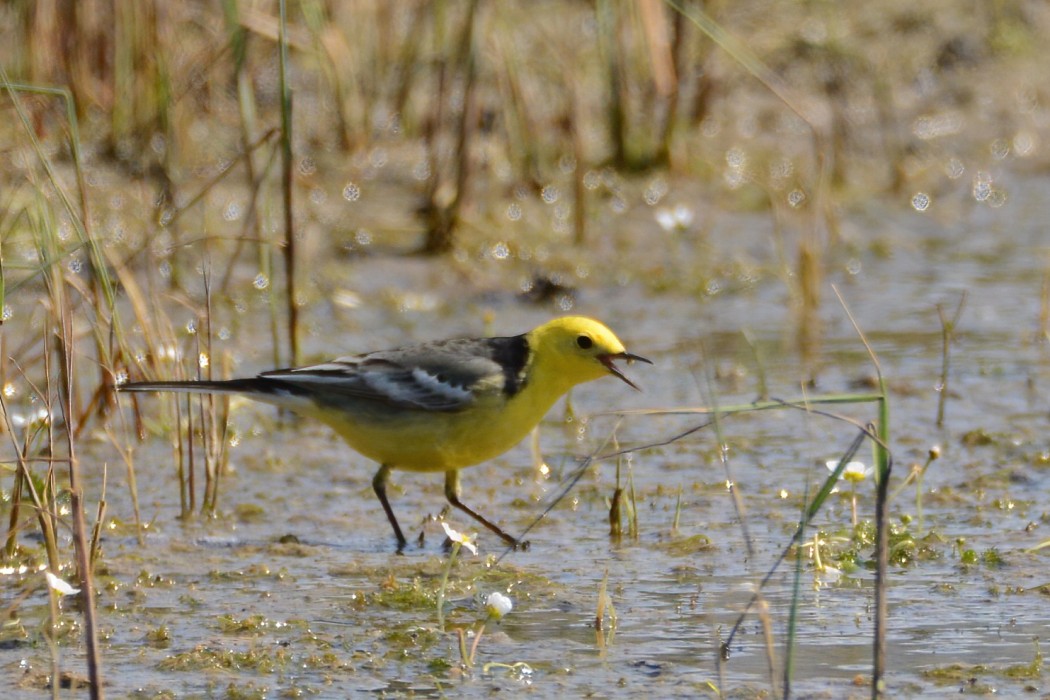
[441,521,478,555]
[825,460,872,484]
[655,208,677,231]
[45,571,80,596]
[485,591,513,620]
[654,204,695,232]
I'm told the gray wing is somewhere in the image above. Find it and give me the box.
[258,337,512,412]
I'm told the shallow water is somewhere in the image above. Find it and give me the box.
[5,167,1050,698]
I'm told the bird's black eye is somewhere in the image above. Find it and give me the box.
[576,334,593,350]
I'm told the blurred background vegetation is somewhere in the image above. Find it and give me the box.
[6,0,1046,247]
[5,0,1045,346]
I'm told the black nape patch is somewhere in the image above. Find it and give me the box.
[491,335,530,396]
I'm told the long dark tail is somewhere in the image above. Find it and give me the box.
[119,378,273,396]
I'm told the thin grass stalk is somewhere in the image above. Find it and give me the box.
[831,285,891,699]
[3,450,22,558]
[467,621,484,666]
[714,625,726,699]
[606,392,887,426]
[41,333,60,556]
[89,466,107,566]
[700,343,754,558]
[198,275,222,515]
[185,394,196,515]
[171,391,187,516]
[914,446,939,533]
[278,0,299,367]
[796,224,823,379]
[46,570,61,700]
[782,472,813,699]
[595,569,609,630]
[437,541,462,632]
[596,569,617,647]
[741,330,770,401]
[626,458,638,540]
[204,403,230,514]
[756,597,778,698]
[68,492,102,699]
[261,241,282,387]
[195,387,218,516]
[202,384,230,515]
[935,293,966,428]
[53,254,104,699]
[872,403,891,699]
[102,425,143,545]
[454,627,470,667]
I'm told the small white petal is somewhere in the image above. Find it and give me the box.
[45,571,80,596]
[441,521,462,541]
[441,522,478,555]
[655,208,676,231]
[485,591,513,619]
[672,204,695,227]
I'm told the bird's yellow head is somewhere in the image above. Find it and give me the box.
[526,316,651,392]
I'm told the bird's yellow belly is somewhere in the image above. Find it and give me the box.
[306,394,553,472]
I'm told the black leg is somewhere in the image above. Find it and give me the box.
[444,470,528,549]
[372,464,407,552]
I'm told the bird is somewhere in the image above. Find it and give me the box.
[118,316,650,551]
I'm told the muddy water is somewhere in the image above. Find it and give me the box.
[5,173,1050,698]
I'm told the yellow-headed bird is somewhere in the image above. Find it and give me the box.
[119,316,650,550]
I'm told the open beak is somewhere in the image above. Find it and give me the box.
[599,352,653,391]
